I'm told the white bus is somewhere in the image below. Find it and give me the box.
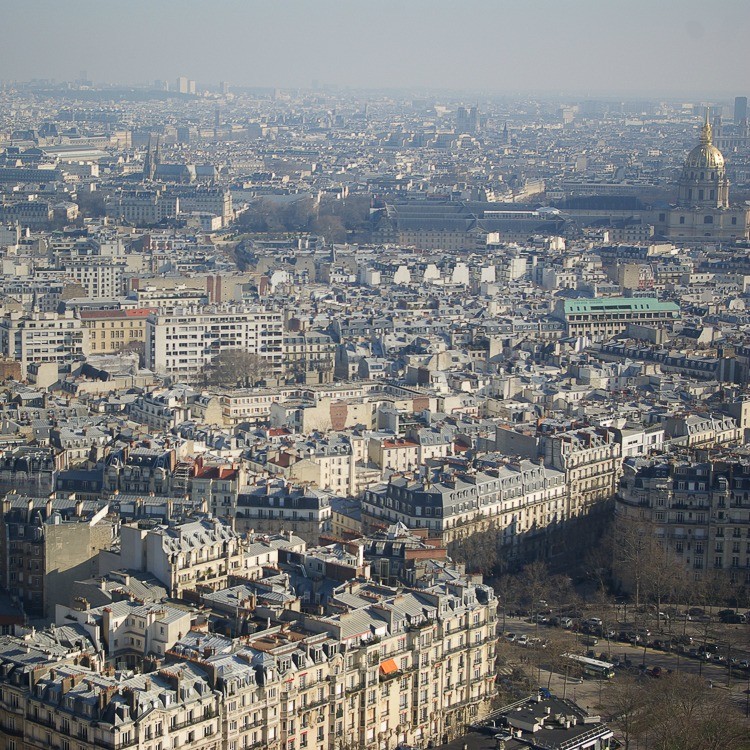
[563,653,615,679]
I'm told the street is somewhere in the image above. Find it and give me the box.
[497,616,750,719]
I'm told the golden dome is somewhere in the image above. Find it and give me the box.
[684,144,724,170]
[683,110,725,170]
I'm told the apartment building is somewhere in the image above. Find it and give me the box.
[131,286,209,310]
[0,497,113,618]
[0,575,498,750]
[234,478,333,545]
[4,660,222,750]
[0,310,84,376]
[283,331,336,384]
[544,426,622,519]
[145,306,283,381]
[104,446,175,496]
[368,436,420,475]
[552,297,680,340]
[169,186,233,226]
[127,388,193,431]
[247,434,357,497]
[57,257,127,299]
[117,518,256,598]
[105,189,179,225]
[362,460,567,549]
[80,308,152,355]
[57,600,193,666]
[221,388,293,426]
[0,199,52,228]
[615,455,750,590]
[191,462,246,518]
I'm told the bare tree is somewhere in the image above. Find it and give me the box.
[200,349,272,388]
[448,526,500,576]
[493,573,519,634]
[600,674,650,750]
[641,672,750,750]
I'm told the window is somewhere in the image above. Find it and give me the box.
[704,215,713,224]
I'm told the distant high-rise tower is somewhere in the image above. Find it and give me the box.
[735,96,748,124]
[502,121,510,146]
[469,105,480,134]
[176,76,189,94]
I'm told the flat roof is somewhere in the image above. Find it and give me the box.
[563,297,679,314]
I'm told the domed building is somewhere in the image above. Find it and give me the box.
[662,110,749,243]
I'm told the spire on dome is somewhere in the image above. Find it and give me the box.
[700,107,712,145]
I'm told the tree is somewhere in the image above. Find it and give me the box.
[640,538,685,626]
[600,674,651,750]
[601,670,750,750]
[517,561,552,618]
[312,214,347,244]
[640,672,750,750]
[584,522,615,593]
[200,350,272,388]
[493,573,520,633]
[613,514,679,629]
[447,526,500,576]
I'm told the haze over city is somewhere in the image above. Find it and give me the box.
[3,0,750,94]
[1,2,750,750]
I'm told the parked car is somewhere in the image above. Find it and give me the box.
[718,610,747,624]
[699,644,719,654]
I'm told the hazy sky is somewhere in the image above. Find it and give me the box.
[3,0,750,95]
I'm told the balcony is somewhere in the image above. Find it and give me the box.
[379,669,403,684]
[0,723,24,738]
[26,713,56,729]
[94,736,139,750]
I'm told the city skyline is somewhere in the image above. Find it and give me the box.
[2,0,750,96]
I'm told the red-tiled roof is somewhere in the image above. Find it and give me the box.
[195,466,238,480]
[79,308,156,320]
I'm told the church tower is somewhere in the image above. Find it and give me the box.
[676,108,729,209]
